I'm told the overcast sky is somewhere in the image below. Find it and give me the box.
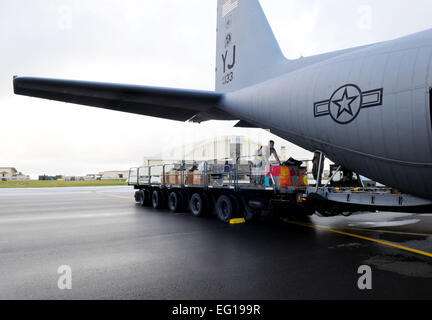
[2,0,432,177]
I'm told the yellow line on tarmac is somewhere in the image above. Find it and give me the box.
[312,225,432,238]
[286,221,432,258]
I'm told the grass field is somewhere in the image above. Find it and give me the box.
[0,180,128,188]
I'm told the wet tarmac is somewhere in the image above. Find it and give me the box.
[0,186,431,299]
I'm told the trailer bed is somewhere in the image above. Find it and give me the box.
[128,159,432,222]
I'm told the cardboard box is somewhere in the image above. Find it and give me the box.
[185,171,195,185]
[192,171,207,185]
[165,170,180,185]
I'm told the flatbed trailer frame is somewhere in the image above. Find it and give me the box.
[128,156,432,222]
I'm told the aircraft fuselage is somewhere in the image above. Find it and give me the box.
[221,29,432,198]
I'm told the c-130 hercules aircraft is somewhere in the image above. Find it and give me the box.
[13,0,432,200]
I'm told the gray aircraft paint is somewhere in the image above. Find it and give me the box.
[216,0,432,198]
[13,0,432,199]
[215,0,286,92]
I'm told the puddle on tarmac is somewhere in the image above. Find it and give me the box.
[363,255,432,278]
[353,219,420,228]
[328,242,369,249]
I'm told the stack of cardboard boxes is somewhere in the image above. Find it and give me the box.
[165,170,209,185]
[165,170,181,185]
[191,171,209,185]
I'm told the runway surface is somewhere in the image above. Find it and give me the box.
[0,186,431,299]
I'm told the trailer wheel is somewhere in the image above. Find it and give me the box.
[138,189,151,207]
[229,195,243,218]
[168,191,184,213]
[136,190,148,206]
[144,189,152,206]
[190,193,208,217]
[152,190,165,209]
[180,191,189,212]
[241,197,257,221]
[216,195,236,222]
[202,193,212,212]
[139,190,146,206]
[134,191,141,203]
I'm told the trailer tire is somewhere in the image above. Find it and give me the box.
[139,190,146,206]
[144,189,152,206]
[138,189,151,207]
[134,191,141,203]
[229,194,243,218]
[202,193,211,211]
[137,190,149,207]
[168,191,184,213]
[180,190,189,212]
[216,195,236,223]
[152,190,165,209]
[190,193,208,217]
[241,197,257,221]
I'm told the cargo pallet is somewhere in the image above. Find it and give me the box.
[128,154,432,222]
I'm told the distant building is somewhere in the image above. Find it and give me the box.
[98,171,129,180]
[65,176,84,181]
[0,168,17,181]
[39,175,64,181]
[10,173,31,181]
[142,157,164,167]
[0,167,30,181]
[155,136,273,164]
[39,174,65,181]
[84,174,102,181]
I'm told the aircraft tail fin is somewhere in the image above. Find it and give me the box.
[216,0,286,92]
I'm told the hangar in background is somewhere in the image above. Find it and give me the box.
[98,170,129,180]
[147,135,293,166]
[0,167,30,181]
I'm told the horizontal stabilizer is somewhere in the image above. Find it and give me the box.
[234,120,258,128]
[13,77,233,122]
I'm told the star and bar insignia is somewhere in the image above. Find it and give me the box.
[314,84,383,124]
